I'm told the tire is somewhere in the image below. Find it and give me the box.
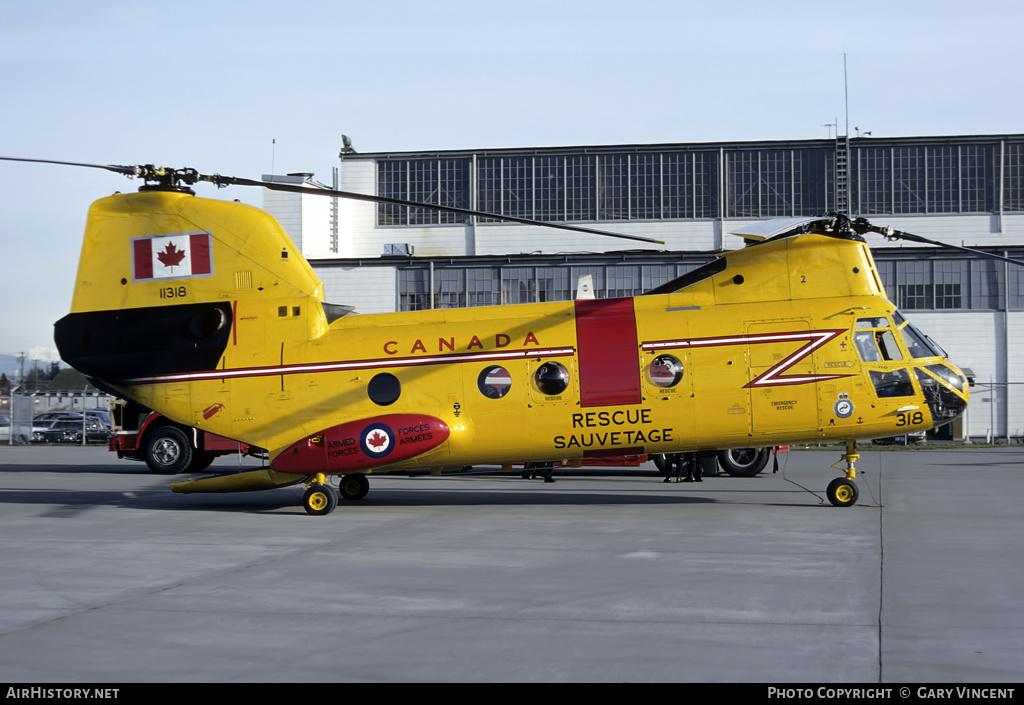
[651,454,670,476]
[143,426,194,475]
[826,477,859,507]
[303,484,338,516]
[717,447,770,477]
[339,473,370,501]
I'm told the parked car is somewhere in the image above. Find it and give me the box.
[871,430,927,445]
[32,412,83,439]
[84,408,112,430]
[33,416,111,444]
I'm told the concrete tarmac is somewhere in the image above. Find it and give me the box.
[0,444,1022,683]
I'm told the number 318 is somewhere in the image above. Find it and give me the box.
[896,411,924,426]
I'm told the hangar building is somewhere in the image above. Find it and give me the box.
[263,134,1024,442]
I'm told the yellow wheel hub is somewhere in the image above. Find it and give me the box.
[307,491,329,511]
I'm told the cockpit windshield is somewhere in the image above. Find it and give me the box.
[853,317,904,362]
[892,311,943,359]
[854,312,964,404]
[854,312,943,362]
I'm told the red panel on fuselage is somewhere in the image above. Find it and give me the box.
[272,414,450,474]
[574,298,642,407]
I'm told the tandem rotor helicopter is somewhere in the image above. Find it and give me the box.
[4,154,1019,515]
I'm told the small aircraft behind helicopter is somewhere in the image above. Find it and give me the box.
[5,156,1013,515]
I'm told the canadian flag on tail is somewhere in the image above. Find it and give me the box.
[131,232,214,282]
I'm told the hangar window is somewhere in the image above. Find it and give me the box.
[851,143,996,215]
[377,158,471,226]
[648,355,684,388]
[477,366,511,399]
[534,362,569,396]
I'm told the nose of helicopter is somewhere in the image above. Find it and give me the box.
[919,362,969,427]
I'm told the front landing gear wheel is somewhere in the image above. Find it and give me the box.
[339,473,370,501]
[303,484,338,515]
[826,477,859,507]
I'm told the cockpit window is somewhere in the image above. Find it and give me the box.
[898,324,935,359]
[854,329,903,362]
[897,320,942,359]
[856,316,889,329]
[876,331,904,360]
[923,363,965,393]
[869,369,915,397]
[854,332,881,361]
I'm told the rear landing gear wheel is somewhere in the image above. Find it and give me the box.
[717,448,770,477]
[339,473,370,501]
[303,484,338,515]
[826,477,859,507]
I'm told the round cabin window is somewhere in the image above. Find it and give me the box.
[649,354,684,388]
[478,365,512,399]
[367,373,401,406]
[534,361,569,396]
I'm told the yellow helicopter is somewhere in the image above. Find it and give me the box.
[6,156,1004,515]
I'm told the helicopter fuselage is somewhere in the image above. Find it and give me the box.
[54,190,968,479]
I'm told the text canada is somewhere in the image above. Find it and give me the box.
[384,332,540,355]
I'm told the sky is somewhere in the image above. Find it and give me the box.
[1,0,1021,359]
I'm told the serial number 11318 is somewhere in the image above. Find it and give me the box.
[159,286,188,299]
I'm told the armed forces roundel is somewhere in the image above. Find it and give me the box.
[359,422,395,459]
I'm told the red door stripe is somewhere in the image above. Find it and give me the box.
[574,298,642,407]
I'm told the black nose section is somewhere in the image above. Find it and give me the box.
[920,379,966,427]
[935,388,967,424]
[914,365,968,428]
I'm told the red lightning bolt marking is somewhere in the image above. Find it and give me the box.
[642,329,851,388]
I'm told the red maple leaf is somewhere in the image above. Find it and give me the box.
[367,431,388,449]
[157,242,187,269]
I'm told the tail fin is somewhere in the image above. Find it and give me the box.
[55,189,327,384]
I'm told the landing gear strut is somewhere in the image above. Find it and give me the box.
[827,440,860,507]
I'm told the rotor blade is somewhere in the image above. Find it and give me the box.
[729,216,830,241]
[0,156,139,177]
[862,224,1024,267]
[2,157,665,244]
[209,174,666,245]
